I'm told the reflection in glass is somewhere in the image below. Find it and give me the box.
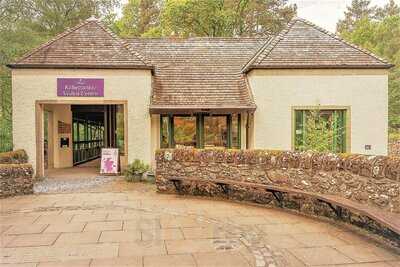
[231,114,240,149]
[161,116,170,148]
[204,116,227,148]
[174,116,196,148]
[116,105,124,154]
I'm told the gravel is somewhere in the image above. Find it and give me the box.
[34,176,119,193]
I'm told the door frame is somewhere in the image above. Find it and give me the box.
[35,100,128,178]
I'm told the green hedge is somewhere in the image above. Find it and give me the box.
[0,149,28,164]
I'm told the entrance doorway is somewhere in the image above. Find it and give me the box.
[36,101,127,178]
[72,105,124,165]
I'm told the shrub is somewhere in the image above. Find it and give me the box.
[124,159,150,182]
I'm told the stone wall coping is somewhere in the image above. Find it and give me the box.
[0,149,28,164]
[156,149,400,182]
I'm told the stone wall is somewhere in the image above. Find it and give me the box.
[156,149,400,213]
[0,150,34,198]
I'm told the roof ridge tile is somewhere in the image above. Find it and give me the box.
[94,21,151,66]
[241,19,296,72]
[254,19,297,65]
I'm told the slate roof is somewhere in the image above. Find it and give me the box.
[242,18,393,72]
[126,38,268,113]
[8,17,152,69]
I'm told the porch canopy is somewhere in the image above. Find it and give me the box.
[126,38,268,114]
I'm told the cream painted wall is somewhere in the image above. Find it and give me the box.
[12,68,152,176]
[240,113,246,149]
[150,114,160,169]
[45,110,54,168]
[247,69,389,155]
[44,104,73,168]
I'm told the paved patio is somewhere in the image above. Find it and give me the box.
[1,182,399,267]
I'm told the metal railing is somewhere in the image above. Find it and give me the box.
[73,139,103,165]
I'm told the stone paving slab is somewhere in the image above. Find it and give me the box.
[90,256,142,267]
[1,182,399,267]
[143,254,196,267]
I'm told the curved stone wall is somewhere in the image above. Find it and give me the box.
[156,149,400,213]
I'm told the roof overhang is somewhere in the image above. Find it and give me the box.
[149,105,257,114]
[7,63,155,71]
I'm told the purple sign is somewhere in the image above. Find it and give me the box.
[57,78,104,97]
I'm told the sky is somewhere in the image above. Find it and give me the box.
[289,0,400,32]
[117,0,399,33]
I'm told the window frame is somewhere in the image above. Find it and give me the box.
[291,106,351,153]
[160,113,241,149]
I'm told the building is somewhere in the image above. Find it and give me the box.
[8,17,392,178]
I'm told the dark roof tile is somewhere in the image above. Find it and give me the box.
[126,38,268,111]
[242,18,393,72]
[9,17,151,69]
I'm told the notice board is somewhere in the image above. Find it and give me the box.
[100,148,119,175]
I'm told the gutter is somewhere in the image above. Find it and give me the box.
[242,64,395,74]
[6,64,155,73]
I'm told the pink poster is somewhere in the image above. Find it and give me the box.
[100,148,119,174]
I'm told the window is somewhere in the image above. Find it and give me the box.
[72,118,104,165]
[173,116,197,148]
[160,114,241,149]
[231,114,241,149]
[116,105,124,154]
[294,108,347,153]
[204,116,227,148]
[160,116,170,148]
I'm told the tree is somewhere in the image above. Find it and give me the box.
[160,0,234,37]
[336,0,377,33]
[376,0,400,19]
[114,0,161,37]
[115,0,297,37]
[231,0,297,36]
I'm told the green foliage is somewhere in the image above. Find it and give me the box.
[114,0,161,37]
[124,159,150,182]
[0,0,120,35]
[115,0,296,37]
[389,68,400,129]
[389,129,400,142]
[376,0,400,19]
[0,74,13,152]
[336,0,377,33]
[160,0,235,37]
